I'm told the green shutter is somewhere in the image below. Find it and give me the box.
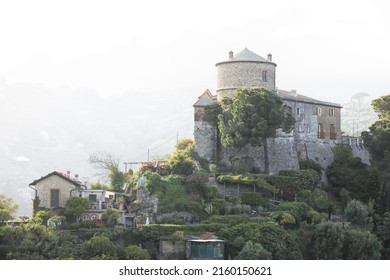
[50,190,59,208]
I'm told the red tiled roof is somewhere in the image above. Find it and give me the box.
[199,231,216,240]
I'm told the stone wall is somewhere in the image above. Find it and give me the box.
[216,62,276,100]
[215,181,258,198]
[219,134,299,174]
[133,186,158,224]
[194,120,217,161]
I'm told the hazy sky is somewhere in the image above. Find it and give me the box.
[1,0,389,104]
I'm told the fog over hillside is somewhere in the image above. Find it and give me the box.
[1,76,382,217]
[0,79,195,216]
[341,93,378,137]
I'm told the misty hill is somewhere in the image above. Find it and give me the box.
[0,80,195,216]
[341,93,378,137]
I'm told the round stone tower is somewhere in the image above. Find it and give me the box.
[215,47,277,100]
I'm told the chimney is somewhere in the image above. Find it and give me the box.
[66,171,70,177]
[75,174,79,179]
[267,53,272,61]
[229,50,233,59]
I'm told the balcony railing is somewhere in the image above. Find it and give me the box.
[88,202,120,210]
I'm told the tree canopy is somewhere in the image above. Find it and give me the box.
[362,95,390,212]
[0,194,18,225]
[217,88,295,173]
[89,152,127,192]
[64,197,89,223]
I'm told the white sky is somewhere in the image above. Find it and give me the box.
[0,0,389,104]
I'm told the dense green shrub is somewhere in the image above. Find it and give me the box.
[299,160,322,175]
[125,245,151,260]
[218,222,302,260]
[343,229,381,259]
[209,198,228,215]
[326,145,380,203]
[278,169,321,189]
[206,215,250,225]
[265,175,300,200]
[276,202,311,223]
[81,236,117,260]
[235,241,272,260]
[144,171,164,194]
[241,192,270,207]
[216,174,276,194]
[311,221,345,259]
[168,150,194,175]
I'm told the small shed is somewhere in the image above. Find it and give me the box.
[185,232,225,260]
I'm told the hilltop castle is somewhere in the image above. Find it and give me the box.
[193,48,368,174]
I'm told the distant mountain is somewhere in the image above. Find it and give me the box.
[0,80,195,217]
[341,93,378,137]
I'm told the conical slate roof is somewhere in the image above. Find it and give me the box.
[216,47,276,66]
[231,47,269,62]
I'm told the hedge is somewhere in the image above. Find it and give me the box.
[216,174,277,194]
[278,169,321,189]
[241,192,270,208]
[264,175,300,201]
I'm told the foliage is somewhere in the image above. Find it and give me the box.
[326,145,380,203]
[265,175,300,201]
[205,215,250,226]
[0,194,18,225]
[90,180,110,190]
[185,171,209,198]
[218,222,302,260]
[241,192,270,207]
[5,221,59,260]
[144,170,164,194]
[125,245,151,260]
[64,196,89,223]
[235,241,272,260]
[175,138,195,151]
[81,236,117,260]
[217,88,295,173]
[89,152,127,192]
[168,150,194,175]
[47,231,81,259]
[343,229,381,259]
[362,95,390,162]
[299,160,322,176]
[101,208,120,227]
[278,169,321,189]
[34,210,55,226]
[311,221,345,259]
[216,174,276,194]
[299,188,333,214]
[344,199,373,230]
[204,102,222,123]
[361,95,390,212]
[375,212,390,259]
[276,202,311,224]
[157,176,204,219]
[207,198,227,215]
